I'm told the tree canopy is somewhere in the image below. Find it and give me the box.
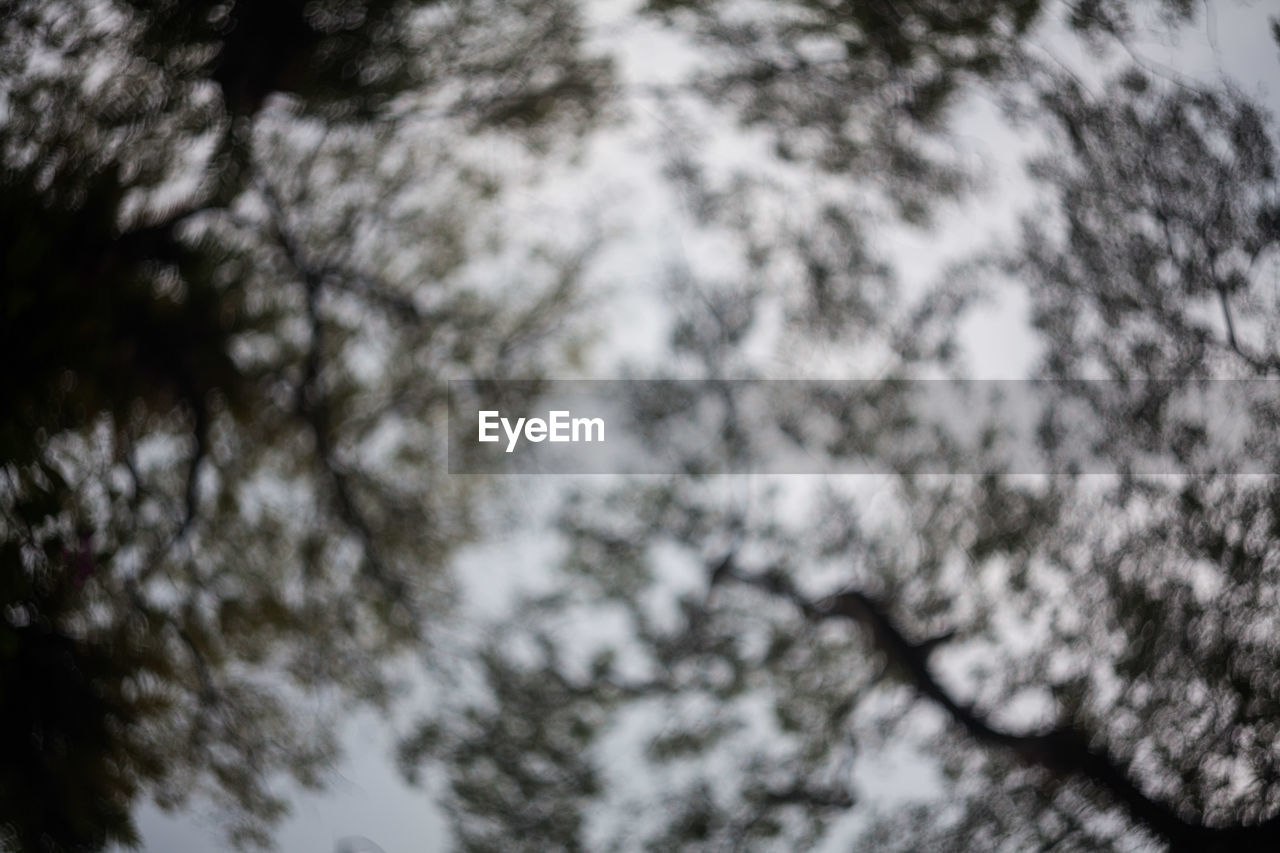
[4,0,1280,852]
[399,3,1280,853]
[2,1,607,848]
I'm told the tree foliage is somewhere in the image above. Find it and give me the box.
[1,1,607,849]
[400,3,1280,853]
[8,0,1280,851]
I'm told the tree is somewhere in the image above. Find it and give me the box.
[400,2,1280,851]
[0,1,609,849]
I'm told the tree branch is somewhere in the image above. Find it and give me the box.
[717,555,1280,852]
[257,175,420,630]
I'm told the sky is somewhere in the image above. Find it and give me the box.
[123,1,1280,851]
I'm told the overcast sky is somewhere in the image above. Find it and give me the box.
[125,2,1280,851]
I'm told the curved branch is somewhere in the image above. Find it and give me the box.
[719,556,1280,852]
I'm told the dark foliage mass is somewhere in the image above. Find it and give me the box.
[4,0,1280,852]
[2,0,606,848]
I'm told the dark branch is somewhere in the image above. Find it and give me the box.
[257,175,421,630]
[716,555,1280,852]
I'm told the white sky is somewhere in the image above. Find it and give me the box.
[125,2,1280,851]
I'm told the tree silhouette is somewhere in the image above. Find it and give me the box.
[1,1,608,849]
[400,3,1280,852]
[8,0,1280,850]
